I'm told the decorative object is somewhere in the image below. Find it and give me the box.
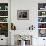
[38,23,46,28]
[29,25,35,30]
[42,12,45,15]
[38,3,46,10]
[0,3,8,10]
[11,23,16,30]
[0,23,8,37]
[15,35,32,46]
[38,17,46,22]
[21,40,25,46]
[5,6,8,10]
[0,17,8,22]
[39,29,46,37]
[40,8,44,10]
[38,11,46,16]
[17,10,29,20]
[0,11,8,16]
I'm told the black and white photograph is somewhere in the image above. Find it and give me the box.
[17,10,29,20]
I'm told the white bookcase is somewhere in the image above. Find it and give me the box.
[38,3,46,37]
[0,3,8,36]
[0,0,11,45]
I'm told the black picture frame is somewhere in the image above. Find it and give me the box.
[17,10,29,20]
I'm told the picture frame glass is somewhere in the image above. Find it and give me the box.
[17,10,29,20]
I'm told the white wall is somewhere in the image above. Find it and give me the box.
[11,0,46,30]
[11,0,46,46]
[11,0,38,30]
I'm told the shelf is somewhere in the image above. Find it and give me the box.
[0,22,8,23]
[38,10,46,11]
[38,28,46,29]
[0,10,8,11]
[38,22,46,23]
[0,16,8,17]
[38,15,46,17]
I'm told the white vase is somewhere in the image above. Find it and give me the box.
[21,40,25,46]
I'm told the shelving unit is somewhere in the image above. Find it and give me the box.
[38,3,46,37]
[0,3,8,37]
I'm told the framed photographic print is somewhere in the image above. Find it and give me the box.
[17,10,29,20]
